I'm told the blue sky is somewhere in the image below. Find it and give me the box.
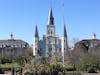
[0,0,100,45]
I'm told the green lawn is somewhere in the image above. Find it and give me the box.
[0,63,20,69]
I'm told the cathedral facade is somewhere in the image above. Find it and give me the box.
[33,7,68,57]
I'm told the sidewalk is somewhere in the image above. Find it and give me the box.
[0,74,11,75]
[81,73,100,75]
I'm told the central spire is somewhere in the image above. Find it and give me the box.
[63,25,67,37]
[35,25,39,38]
[48,7,54,25]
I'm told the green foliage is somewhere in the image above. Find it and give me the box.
[87,66,97,73]
[14,56,28,65]
[0,63,20,72]
[64,63,75,71]
[0,57,12,64]
[78,58,100,72]
[0,63,20,69]
[50,63,63,75]
[33,62,63,75]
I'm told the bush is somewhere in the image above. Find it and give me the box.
[0,57,12,64]
[1,68,11,72]
[64,63,75,71]
[87,67,97,73]
[33,63,63,75]
[14,56,28,65]
[50,63,63,75]
[78,58,100,71]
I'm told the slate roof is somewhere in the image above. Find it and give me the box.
[48,7,54,25]
[0,39,28,45]
[35,25,39,37]
[75,39,100,47]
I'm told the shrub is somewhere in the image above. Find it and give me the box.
[78,58,100,71]
[64,63,75,71]
[0,57,12,64]
[33,63,63,75]
[87,67,97,73]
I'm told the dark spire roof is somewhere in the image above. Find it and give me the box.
[63,25,67,37]
[35,25,39,38]
[48,7,54,25]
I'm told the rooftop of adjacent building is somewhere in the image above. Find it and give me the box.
[75,33,100,46]
[0,33,29,47]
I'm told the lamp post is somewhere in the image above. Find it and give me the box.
[62,52,64,67]
[2,45,4,57]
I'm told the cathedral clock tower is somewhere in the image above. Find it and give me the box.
[46,7,56,56]
[47,7,55,37]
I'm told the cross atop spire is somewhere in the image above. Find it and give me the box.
[35,25,39,38]
[48,7,54,25]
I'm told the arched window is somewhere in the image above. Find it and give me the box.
[59,48,61,51]
[51,31,52,35]
[49,48,52,52]
[64,48,65,50]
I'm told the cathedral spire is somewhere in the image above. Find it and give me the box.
[48,7,54,25]
[35,25,39,38]
[63,25,67,37]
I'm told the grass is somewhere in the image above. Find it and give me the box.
[65,63,73,68]
[64,63,75,71]
[0,63,20,69]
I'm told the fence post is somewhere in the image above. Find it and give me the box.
[11,67,15,75]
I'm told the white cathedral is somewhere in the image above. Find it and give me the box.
[33,7,68,57]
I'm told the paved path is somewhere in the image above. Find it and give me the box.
[0,74,11,75]
[81,73,100,75]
